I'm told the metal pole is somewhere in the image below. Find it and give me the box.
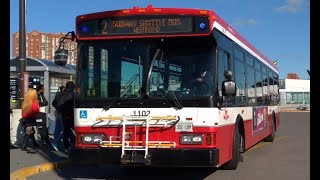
[18,0,27,108]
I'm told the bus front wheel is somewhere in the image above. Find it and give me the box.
[222,124,241,170]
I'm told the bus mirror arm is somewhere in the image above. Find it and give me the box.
[217,94,234,110]
[54,31,76,66]
[217,96,223,109]
[57,31,76,50]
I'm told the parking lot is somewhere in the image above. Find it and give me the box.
[20,112,310,180]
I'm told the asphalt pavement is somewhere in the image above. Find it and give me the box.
[10,136,69,180]
[10,112,310,180]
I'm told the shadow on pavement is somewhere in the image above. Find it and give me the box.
[54,164,217,180]
[32,142,69,162]
[10,136,69,173]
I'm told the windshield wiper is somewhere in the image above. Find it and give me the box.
[166,87,183,110]
[146,49,161,94]
[148,49,182,110]
[102,96,117,111]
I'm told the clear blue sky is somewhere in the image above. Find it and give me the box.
[10,0,310,79]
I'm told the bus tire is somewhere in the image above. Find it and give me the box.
[222,124,240,170]
[264,113,276,142]
[239,133,245,153]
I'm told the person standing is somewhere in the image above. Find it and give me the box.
[35,84,51,147]
[57,81,76,152]
[51,86,65,151]
[20,89,40,151]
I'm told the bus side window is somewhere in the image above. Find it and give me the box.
[218,49,235,106]
[233,47,246,104]
[218,49,231,96]
[245,55,255,105]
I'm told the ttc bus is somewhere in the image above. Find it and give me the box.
[54,5,280,170]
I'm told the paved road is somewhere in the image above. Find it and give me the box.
[28,112,310,180]
[10,137,68,173]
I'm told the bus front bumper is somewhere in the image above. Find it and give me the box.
[69,148,219,167]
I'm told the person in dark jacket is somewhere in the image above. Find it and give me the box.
[57,81,76,152]
[51,86,65,151]
[36,84,48,107]
[35,84,51,147]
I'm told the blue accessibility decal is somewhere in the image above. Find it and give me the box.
[79,110,88,119]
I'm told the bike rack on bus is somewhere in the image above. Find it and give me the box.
[97,115,179,163]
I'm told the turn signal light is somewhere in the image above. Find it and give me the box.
[76,133,82,144]
[206,133,211,145]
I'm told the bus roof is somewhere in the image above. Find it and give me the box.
[76,5,278,72]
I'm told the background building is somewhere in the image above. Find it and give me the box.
[279,77,310,109]
[10,57,76,111]
[287,73,300,79]
[12,30,77,65]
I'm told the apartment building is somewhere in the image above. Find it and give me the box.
[12,30,77,65]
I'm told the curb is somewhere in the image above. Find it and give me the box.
[10,160,70,180]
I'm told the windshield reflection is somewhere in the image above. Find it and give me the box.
[76,36,216,99]
[148,37,215,98]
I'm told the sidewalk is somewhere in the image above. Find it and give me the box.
[10,137,69,180]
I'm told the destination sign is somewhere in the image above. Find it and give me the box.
[78,15,210,36]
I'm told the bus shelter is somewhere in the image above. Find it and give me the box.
[10,56,76,115]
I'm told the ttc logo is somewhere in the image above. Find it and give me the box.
[79,110,88,119]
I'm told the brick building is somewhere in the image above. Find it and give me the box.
[12,30,77,65]
[287,73,299,79]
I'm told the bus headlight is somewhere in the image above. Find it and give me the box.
[81,134,105,144]
[180,134,203,144]
[83,136,92,142]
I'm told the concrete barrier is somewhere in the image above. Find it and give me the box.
[10,109,23,147]
[10,109,42,147]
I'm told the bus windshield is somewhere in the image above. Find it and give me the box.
[77,39,146,98]
[148,37,215,98]
[76,36,216,99]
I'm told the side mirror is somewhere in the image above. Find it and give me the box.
[54,49,68,66]
[222,80,236,96]
[54,31,76,66]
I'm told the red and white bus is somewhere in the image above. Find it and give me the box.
[55,5,280,170]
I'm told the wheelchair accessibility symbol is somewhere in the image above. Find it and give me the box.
[80,110,87,119]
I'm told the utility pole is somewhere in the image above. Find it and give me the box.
[18,0,28,108]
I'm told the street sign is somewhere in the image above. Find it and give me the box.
[10,78,18,100]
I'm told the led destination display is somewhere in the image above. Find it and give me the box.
[78,15,210,36]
